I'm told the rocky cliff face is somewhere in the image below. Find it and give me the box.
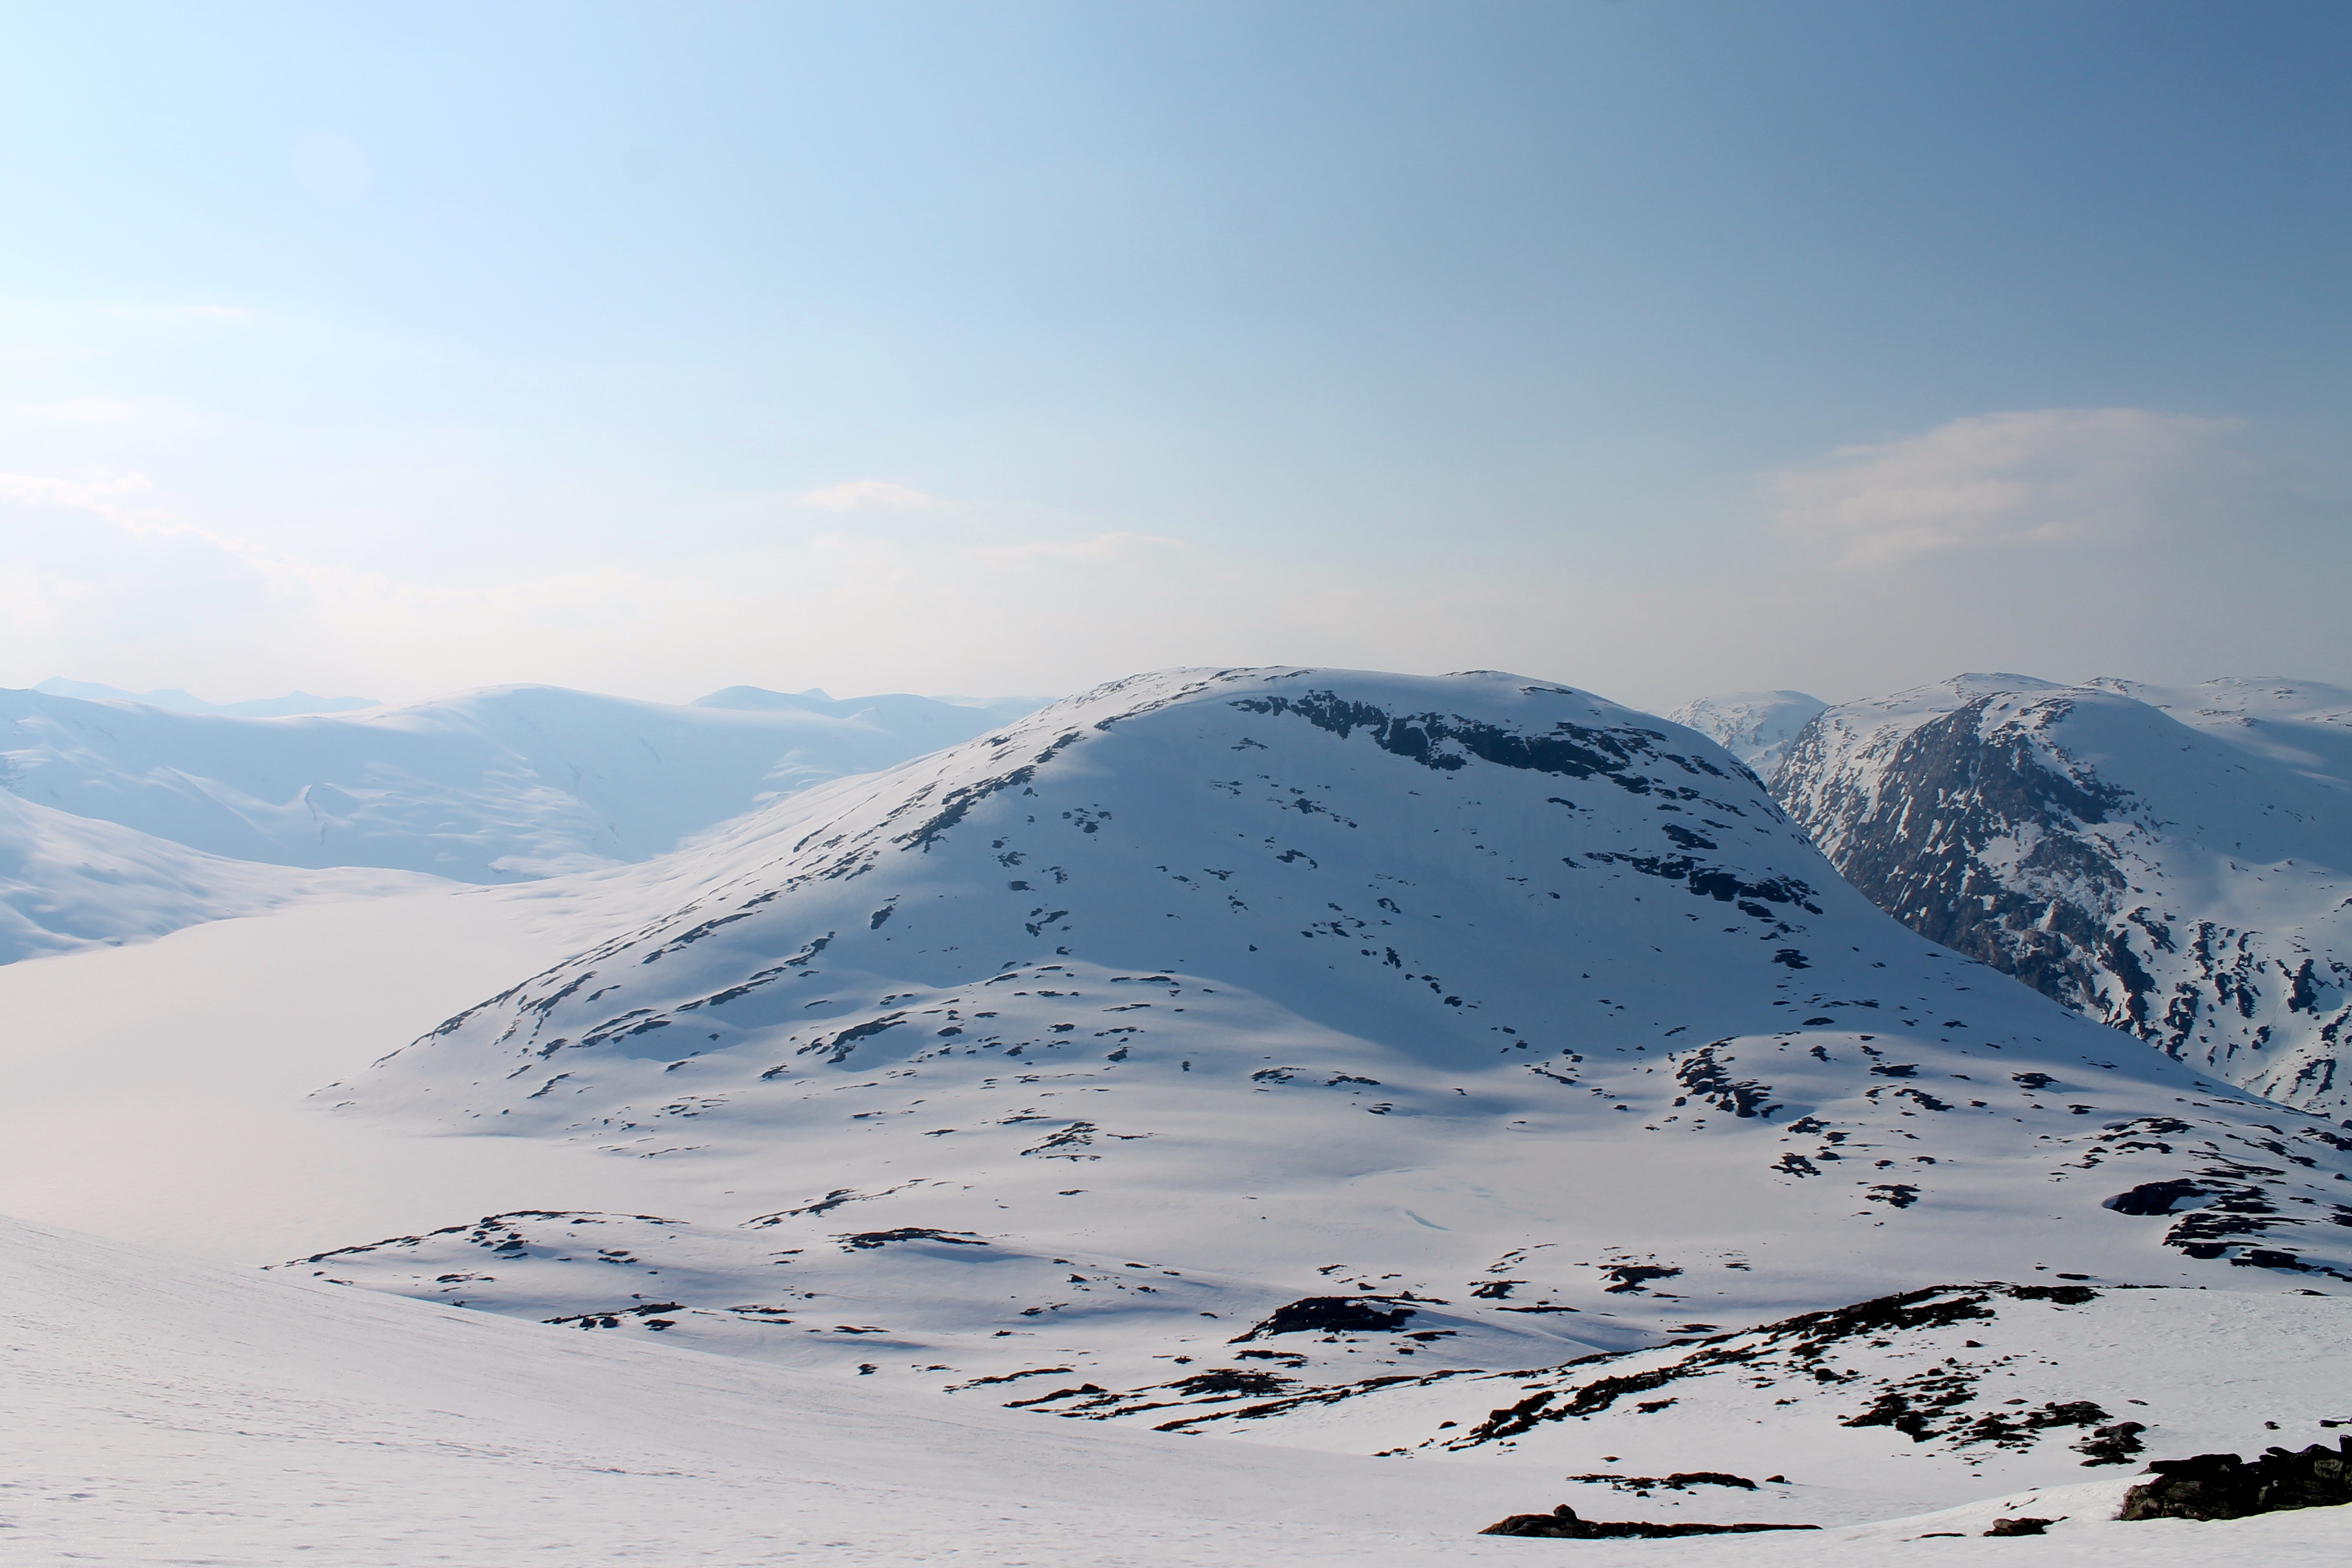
[1773,676,2352,1120]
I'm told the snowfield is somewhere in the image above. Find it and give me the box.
[8,1212,2350,1567]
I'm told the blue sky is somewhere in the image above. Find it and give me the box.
[1,1,2344,708]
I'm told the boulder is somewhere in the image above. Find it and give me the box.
[1984,1517,2056,1536]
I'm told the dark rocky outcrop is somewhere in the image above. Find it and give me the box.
[1983,1517,2057,1536]
[1228,1295,1415,1341]
[1478,1504,1817,1539]
[2118,1436,2352,1521]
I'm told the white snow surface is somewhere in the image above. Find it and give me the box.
[1777,674,2352,1116]
[9,1210,2351,1566]
[0,681,1043,885]
[0,785,444,962]
[1664,689,1828,780]
[2084,676,2352,792]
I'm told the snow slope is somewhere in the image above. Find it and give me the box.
[2086,676,2352,791]
[241,667,2352,1513]
[0,785,443,962]
[1666,689,1828,781]
[16,1211,2350,1567]
[0,682,1044,884]
[1774,676,2352,1118]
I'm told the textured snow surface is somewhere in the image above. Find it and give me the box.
[1776,674,2352,1118]
[0,785,444,962]
[1666,690,1828,781]
[0,681,1040,885]
[9,1212,2350,1566]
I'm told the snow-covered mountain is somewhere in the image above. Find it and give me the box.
[0,787,444,963]
[0,682,1047,884]
[254,667,2352,1509]
[1773,676,2352,1119]
[1664,690,1827,781]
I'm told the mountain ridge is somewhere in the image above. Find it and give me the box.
[1771,674,2352,1119]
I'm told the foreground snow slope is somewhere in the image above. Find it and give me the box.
[0,681,1038,884]
[244,667,2350,1510]
[10,1211,2349,1567]
[0,785,443,962]
[1775,676,2352,1118]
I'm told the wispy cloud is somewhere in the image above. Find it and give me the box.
[1766,408,2245,567]
[798,480,940,512]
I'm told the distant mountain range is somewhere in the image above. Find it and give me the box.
[31,677,383,717]
[0,680,1049,956]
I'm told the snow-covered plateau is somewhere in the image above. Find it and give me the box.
[4,666,2348,1563]
[1771,675,2352,1119]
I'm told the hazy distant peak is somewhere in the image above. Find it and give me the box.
[689,685,837,712]
[31,678,380,717]
[693,685,1050,726]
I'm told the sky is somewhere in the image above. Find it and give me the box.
[0,0,2345,713]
